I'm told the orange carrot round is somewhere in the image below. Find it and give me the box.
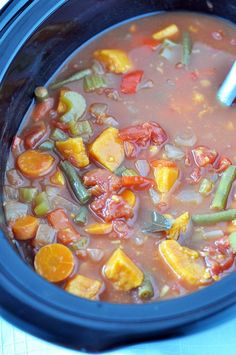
[17,150,55,178]
[34,244,74,283]
[12,215,39,240]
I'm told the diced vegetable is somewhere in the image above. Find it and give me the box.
[152,160,179,193]
[229,232,236,252]
[85,223,113,235]
[56,137,89,168]
[167,212,190,240]
[47,208,71,230]
[87,248,104,262]
[50,195,80,215]
[4,186,19,201]
[192,146,218,167]
[138,273,154,300]
[17,150,55,178]
[45,186,61,198]
[89,103,108,122]
[32,98,54,121]
[149,187,161,205]
[57,227,80,245]
[74,207,88,225]
[121,168,138,176]
[192,209,236,225]
[120,189,136,207]
[7,169,24,187]
[4,201,28,222]
[50,128,68,141]
[83,74,107,92]
[50,68,92,89]
[104,248,144,291]
[120,70,143,94]
[135,159,150,176]
[142,211,172,233]
[175,130,197,147]
[199,178,213,197]
[50,169,65,186]
[69,120,93,138]
[164,144,185,161]
[89,127,124,172]
[24,121,47,149]
[59,91,86,123]
[34,243,74,282]
[211,166,236,210]
[159,240,206,287]
[93,49,132,74]
[181,31,192,66]
[65,275,102,300]
[19,187,38,203]
[69,237,90,251]
[34,86,49,101]
[152,24,179,41]
[121,175,154,190]
[215,156,232,173]
[34,192,51,217]
[12,215,39,240]
[38,140,54,151]
[60,161,90,204]
[83,168,122,195]
[33,224,56,248]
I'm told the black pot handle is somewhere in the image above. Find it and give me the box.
[0,0,32,34]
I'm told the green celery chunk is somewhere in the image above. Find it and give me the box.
[59,91,86,123]
[122,168,138,177]
[83,75,107,92]
[34,192,51,217]
[69,120,93,137]
[38,140,54,151]
[199,178,213,197]
[19,187,38,203]
[50,69,92,90]
[69,237,90,251]
[229,232,236,252]
[50,128,68,141]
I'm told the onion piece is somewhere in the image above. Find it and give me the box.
[50,195,80,215]
[6,169,24,187]
[4,186,19,201]
[135,160,150,177]
[45,186,61,198]
[4,201,28,222]
[138,79,154,91]
[91,60,105,75]
[33,224,56,248]
[87,248,104,262]
[164,144,185,160]
[149,188,161,205]
[175,188,202,204]
[203,230,224,239]
[104,116,119,127]
[175,130,197,147]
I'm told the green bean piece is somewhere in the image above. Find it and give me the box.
[181,31,192,66]
[50,128,68,141]
[50,68,92,90]
[60,160,90,204]
[38,140,54,151]
[121,168,138,177]
[211,166,236,210]
[138,274,154,300]
[83,75,107,92]
[19,187,38,203]
[34,86,49,101]
[34,192,51,216]
[74,207,88,225]
[192,209,236,225]
[229,232,236,252]
[199,178,213,197]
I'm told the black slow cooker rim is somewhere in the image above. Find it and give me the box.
[0,0,236,334]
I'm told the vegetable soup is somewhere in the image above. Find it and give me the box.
[4,12,236,303]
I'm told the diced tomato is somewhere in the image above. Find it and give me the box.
[192,146,218,167]
[144,122,168,146]
[32,98,54,121]
[151,159,177,168]
[47,208,71,230]
[121,70,144,94]
[90,193,134,222]
[83,169,122,196]
[24,121,47,149]
[142,37,160,49]
[121,175,154,190]
[112,220,131,238]
[215,156,232,173]
[57,227,80,245]
[188,167,202,184]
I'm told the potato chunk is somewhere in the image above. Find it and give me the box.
[56,137,89,168]
[104,248,143,291]
[159,240,206,287]
[65,275,102,300]
[89,127,124,171]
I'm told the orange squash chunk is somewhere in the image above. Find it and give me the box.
[65,275,102,300]
[159,240,206,287]
[56,137,89,168]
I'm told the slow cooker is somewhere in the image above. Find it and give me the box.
[0,0,236,351]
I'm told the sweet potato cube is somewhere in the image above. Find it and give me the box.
[167,212,190,240]
[154,165,179,193]
[65,274,102,300]
[89,127,124,171]
[159,240,206,287]
[104,248,143,291]
[93,49,132,74]
[56,137,89,168]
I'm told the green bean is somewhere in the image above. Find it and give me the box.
[38,140,54,151]
[192,209,236,225]
[138,274,154,300]
[60,160,90,204]
[74,207,88,225]
[211,166,236,210]
[229,232,236,252]
[50,68,92,90]
[181,31,192,66]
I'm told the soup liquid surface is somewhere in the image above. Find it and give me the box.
[4,12,236,304]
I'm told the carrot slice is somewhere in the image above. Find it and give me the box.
[12,215,39,240]
[17,150,55,178]
[34,243,74,282]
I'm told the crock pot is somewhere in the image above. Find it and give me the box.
[0,0,236,351]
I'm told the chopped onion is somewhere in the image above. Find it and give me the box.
[33,224,56,248]
[45,186,61,197]
[138,79,154,90]
[135,159,150,177]
[149,188,161,205]
[203,230,224,239]
[104,116,119,127]
[4,201,28,221]
[4,186,19,201]
[133,234,146,246]
[91,60,105,75]
[160,285,170,298]
[50,195,80,215]
[175,188,202,204]
[175,130,197,147]
[89,103,108,120]
[6,169,24,187]
[87,248,104,262]
[164,144,185,160]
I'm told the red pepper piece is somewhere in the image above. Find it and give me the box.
[121,70,144,94]
[24,121,47,149]
[192,146,218,167]
[215,156,232,173]
[32,98,54,121]
[121,175,154,190]
[142,37,160,49]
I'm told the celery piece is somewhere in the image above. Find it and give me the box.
[122,168,138,176]
[229,232,236,252]
[59,91,86,123]
[83,75,107,92]
[115,166,127,176]
[50,68,92,90]
[34,192,51,217]
[38,140,54,151]
[19,187,38,203]
[50,128,68,141]
[199,178,213,197]
[69,120,93,137]
[74,207,88,225]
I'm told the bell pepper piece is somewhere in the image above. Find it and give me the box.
[167,212,190,240]
[104,248,144,291]
[152,24,179,41]
[56,137,89,168]
[121,70,143,94]
[50,169,65,186]
[65,274,102,300]
[93,49,132,74]
[89,127,124,172]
